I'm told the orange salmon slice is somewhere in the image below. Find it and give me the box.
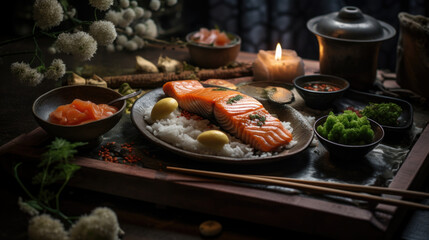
[226,108,293,152]
[179,88,240,119]
[49,99,118,125]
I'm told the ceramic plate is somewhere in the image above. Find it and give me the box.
[131,88,314,164]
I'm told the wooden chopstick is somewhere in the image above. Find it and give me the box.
[251,175,429,199]
[166,166,429,210]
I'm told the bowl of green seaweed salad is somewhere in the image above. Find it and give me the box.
[332,89,413,137]
[359,103,402,126]
[314,110,384,159]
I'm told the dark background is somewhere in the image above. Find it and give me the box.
[3,0,429,73]
[178,0,429,72]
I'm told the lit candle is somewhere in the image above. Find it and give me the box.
[253,43,305,83]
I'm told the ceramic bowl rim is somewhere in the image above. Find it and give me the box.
[185,31,242,49]
[293,74,350,95]
[313,114,385,148]
[32,85,126,128]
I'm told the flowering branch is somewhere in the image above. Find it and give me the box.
[31,25,44,66]
[14,163,74,225]
[16,138,124,240]
[7,0,178,87]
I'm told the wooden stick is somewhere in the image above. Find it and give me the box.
[251,175,429,199]
[103,63,253,88]
[166,166,429,210]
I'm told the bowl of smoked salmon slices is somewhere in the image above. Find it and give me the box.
[33,85,126,142]
[186,28,241,68]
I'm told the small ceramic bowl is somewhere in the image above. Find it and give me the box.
[294,74,350,109]
[186,31,241,68]
[33,85,126,142]
[314,115,384,159]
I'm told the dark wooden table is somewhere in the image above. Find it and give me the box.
[1,40,428,240]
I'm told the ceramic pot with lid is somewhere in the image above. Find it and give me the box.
[307,6,396,90]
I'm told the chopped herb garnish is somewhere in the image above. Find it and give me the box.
[212,88,228,91]
[14,138,86,224]
[227,95,243,104]
[249,114,266,126]
[187,73,199,80]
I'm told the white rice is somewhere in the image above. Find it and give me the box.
[143,107,297,158]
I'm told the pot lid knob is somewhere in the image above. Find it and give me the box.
[338,6,363,19]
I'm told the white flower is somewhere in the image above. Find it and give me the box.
[33,0,64,30]
[56,31,97,61]
[67,8,76,18]
[106,44,115,52]
[69,207,122,240]
[132,36,144,48]
[104,10,120,26]
[89,0,113,11]
[116,9,134,28]
[48,46,57,54]
[119,0,129,8]
[143,10,152,19]
[45,59,66,80]
[28,214,68,240]
[11,62,44,86]
[149,0,161,11]
[116,44,124,51]
[18,197,39,216]
[118,18,132,28]
[116,35,128,46]
[125,26,133,36]
[89,20,117,46]
[122,8,136,22]
[134,7,144,19]
[125,41,138,51]
[91,207,120,224]
[134,23,146,36]
[130,1,138,7]
[167,0,177,6]
[144,19,158,38]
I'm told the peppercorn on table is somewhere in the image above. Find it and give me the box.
[1,46,429,240]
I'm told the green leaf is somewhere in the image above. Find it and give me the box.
[32,172,49,185]
[59,0,69,10]
[26,200,44,211]
[62,164,81,179]
[38,189,55,205]
[31,138,86,202]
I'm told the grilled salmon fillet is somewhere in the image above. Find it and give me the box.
[162,80,293,151]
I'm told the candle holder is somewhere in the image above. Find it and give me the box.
[253,44,304,83]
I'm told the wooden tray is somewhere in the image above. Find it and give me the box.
[1,122,428,240]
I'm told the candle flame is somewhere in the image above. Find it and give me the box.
[275,43,282,61]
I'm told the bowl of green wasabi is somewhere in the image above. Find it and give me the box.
[314,110,384,159]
